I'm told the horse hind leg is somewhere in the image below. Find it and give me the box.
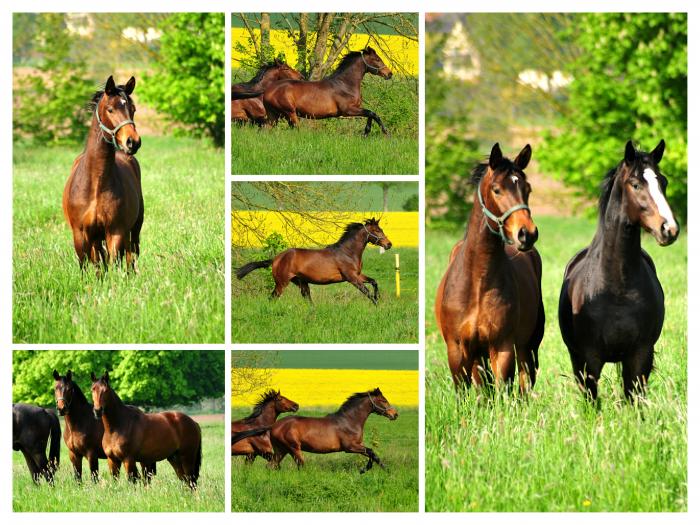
[622,347,654,403]
[291,277,313,303]
[570,351,603,403]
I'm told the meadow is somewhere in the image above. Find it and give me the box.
[13,419,225,512]
[231,76,418,175]
[231,248,418,343]
[13,136,224,343]
[231,407,418,512]
[425,216,687,512]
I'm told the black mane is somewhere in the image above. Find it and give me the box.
[242,61,290,87]
[598,165,620,220]
[327,219,379,248]
[62,376,90,405]
[244,389,279,422]
[87,83,132,111]
[332,388,382,415]
[328,51,365,78]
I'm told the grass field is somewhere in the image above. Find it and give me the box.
[425,216,687,512]
[13,136,224,343]
[231,407,418,512]
[232,248,418,343]
[13,419,225,512]
[231,77,418,175]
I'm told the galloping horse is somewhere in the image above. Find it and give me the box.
[269,388,398,473]
[12,403,61,483]
[559,140,679,401]
[53,369,107,482]
[232,390,298,462]
[436,143,544,392]
[232,60,304,125]
[63,75,143,270]
[91,371,202,488]
[263,47,393,135]
[236,218,392,304]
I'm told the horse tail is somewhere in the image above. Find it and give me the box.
[192,436,202,486]
[231,90,264,100]
[235,259,273,280]
[47,410,61,470]
[231,426,270,445]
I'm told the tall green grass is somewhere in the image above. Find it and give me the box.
[13,136,224,343]
[231,408,418,512]
[426,216,687,512]
[232,248,418,343]
[13,420,225,512]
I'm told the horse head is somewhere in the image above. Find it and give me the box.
[90,370,113,419]
[361,47,392,79]
[364,218,393,250]
[94,75,141,155]
[53,369,77,416]
[274,391,299,414]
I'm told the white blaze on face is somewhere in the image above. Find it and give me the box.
[642,168,677,228]
[510,175,519,184]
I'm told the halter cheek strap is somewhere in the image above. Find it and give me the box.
[56,396,71,411]
[360,51,381,72]
[363,224,385,244]
[367,393,394,415]
[95,105,135,151]
[477,185,530,245]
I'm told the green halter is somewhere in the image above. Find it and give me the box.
[95,104,134,151]
[477,184,530,245]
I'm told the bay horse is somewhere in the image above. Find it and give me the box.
[90,371,202,488]
[63,75,143,271]
[232,59,304,125]
[53,369,108,482]
[12,403,61,484]
[263,47,393,135]
[269,388,398,473]
[435,143,544,392]
[235,218,392,304]
[559,140,679,402]
[231,389,298,462]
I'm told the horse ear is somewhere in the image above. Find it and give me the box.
[514,144,532,170]
[124,76,136,95]
[365,46,375,54]
[489,143,503,170]
[103,371,110,383]
[624,140,636,166]
[104,75,117,96]
[53,369,60,380]
[90,372,97,382]
[652,139,665,165]
[66,370,72,382]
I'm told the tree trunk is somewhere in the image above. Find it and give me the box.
[296,13,308,76]
[310,13,334,80]
[260,13,270,62]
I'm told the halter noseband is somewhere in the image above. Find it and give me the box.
[477,182,530,245]
[360,50,381,72]
[367,393,394,415]
[56,396,71,411]
[95,99,135,151]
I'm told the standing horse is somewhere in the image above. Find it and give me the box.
[269,388,398,473]
[263,47,393,135]
[91,371,202,488]
[436,143,544,392]
[12,403,60,483]
[236,218,392,304]
[232,60,304,125]
[63,75,143,270]
[232,389,299,462]
[559,140,679,402]
[53,369,108,482]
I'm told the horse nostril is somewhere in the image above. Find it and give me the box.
[518,227,528,244]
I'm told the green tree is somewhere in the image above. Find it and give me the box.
[539,13,687,219]
[140,13,225,147]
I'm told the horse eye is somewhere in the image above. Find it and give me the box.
[492,186,501,195]
[107,107,113,113]
[632,182,641,191]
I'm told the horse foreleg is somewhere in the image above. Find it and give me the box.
[142,462,156,484]
[107,457,122,479]
[290,447,305,469]
[123,457,140,483]
[489,344,516,388]
[88,454,99,483]
[570,351,603,403]
[362,109,389,136]
[361,275,379,301]
[622,347,654,403]
[69,449,83,483]
[106,230,128,267]
[515,344,537,395]
[348,279,377,305]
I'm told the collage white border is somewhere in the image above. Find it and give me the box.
[1,0,697,523]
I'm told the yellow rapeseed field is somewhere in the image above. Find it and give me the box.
[232,29,419,77]
[232,368,418,408]
[232,211,418,248]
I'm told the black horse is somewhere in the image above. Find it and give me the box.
[12,403,61,483]
[559,140,679,401]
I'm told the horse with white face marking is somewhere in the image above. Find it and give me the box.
[559,140,679,402]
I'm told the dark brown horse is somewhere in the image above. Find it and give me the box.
[235,218,392,304]
[263,47,393,135]
[269,388,398,473]
[53,369,107,482]
[436,144,544,392]
[63,75,143,270]
[559,140,679,402]
[91,371,202,488]
[232,60,304,125]
[231,389,298,462]
[12,403,61,484]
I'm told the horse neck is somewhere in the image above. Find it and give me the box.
[252,70,279,90]
[256,402,280,425]
[339,230,369,262]
[100,389,126,428]
[83,115,117,192]
[330,59,366,92]
[589,178,642,286]
[335,399,372,429]
[64,391,92,423]
[459,195,510,283]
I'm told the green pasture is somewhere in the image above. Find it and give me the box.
[231,76,418,175]
[231,407,418,512]
[273,350,418,370]
[425,216,687,511]
[13,419,225,512]
[231,248,418,344]
[13,136,224,343]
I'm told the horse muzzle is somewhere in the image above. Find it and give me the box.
[656,220,679,246]
[385,409,399,420]
[381,240,393,250]
[124,136,141,155]
[291,404,299,412]
[516,226,538,252]
[381,69,393,80]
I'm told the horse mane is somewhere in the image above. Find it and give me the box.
[332,388,382,415]
[598,165,620,220]
[470,157,527,186]
[327,218,379,248]
[243,389,279,422]
[328,50,364,78]
[246,60,289,84]
[64,377,89,405]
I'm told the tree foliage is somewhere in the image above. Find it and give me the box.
[12,350,224,408]
[539,13,687,219]
[140,13,225,147]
